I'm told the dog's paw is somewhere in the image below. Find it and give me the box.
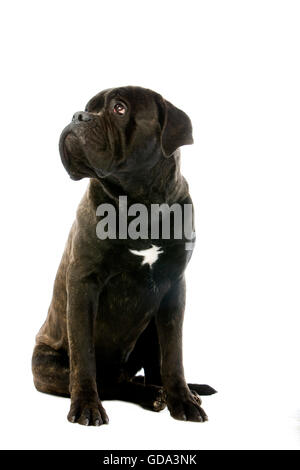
[166,390,208,422]
[140,386,167,412]
[152,388,167,412]
[67,393,109,426]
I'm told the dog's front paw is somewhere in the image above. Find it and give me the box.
[67,392,109,426]
[166,389,208,422]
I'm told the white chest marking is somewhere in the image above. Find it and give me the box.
[129,245,163,268]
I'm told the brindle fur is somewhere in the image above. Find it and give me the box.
[32,86,216,426]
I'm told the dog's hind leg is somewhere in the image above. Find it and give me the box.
[32,343,70,397]
[133,319,217,396]
[123,319,216,396]
[99,381,166,412]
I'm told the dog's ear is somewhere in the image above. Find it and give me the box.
[156,95,194,158]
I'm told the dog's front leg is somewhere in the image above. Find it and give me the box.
[66,270,108,426]
[156,277,207,422]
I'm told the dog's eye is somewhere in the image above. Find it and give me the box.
[113,102,126,116]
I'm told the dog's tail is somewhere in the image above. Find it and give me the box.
[188,383,217,395]
[133,375,217,395]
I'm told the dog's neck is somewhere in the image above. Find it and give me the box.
[90,150,189,205]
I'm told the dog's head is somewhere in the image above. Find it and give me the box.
[59,86,193,181]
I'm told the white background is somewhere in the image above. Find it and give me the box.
[0,0,300,450]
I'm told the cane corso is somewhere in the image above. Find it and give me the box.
[32,86,216,426]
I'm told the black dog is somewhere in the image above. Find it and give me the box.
[32,86,216,426]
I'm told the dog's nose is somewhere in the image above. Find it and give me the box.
[72,111,92,123]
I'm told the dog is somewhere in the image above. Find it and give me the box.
[32,86,216,426]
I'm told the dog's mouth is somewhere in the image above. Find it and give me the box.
[59,123,115,181]
[95,168,111,179]
[59,126,81,180]
[59,125,95,180]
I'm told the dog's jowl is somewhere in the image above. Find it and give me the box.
[32,86,216,426]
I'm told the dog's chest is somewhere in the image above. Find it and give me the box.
[129,244,163,268]
[100,240,192,287]
[125,240,192,283]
